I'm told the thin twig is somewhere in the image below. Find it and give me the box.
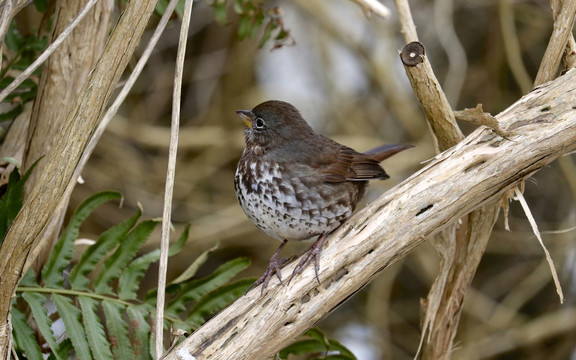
[513,188,564,303]
[349,0,391,18]
[84,0,182,169]
[394,0,418,42]
[434,0,468,105]
[0,0,99,103]
[534,0,576,86]
[156,0,195,357]
[499,0,533,93]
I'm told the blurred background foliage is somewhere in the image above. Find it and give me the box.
[5,0,576,358]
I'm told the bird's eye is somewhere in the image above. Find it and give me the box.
[255,117,265,129]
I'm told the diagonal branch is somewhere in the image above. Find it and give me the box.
[164,69,576,360]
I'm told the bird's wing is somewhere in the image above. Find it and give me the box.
[320,146,389,182]
[363,144,415,161]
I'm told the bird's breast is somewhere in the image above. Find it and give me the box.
[234,156,365,241]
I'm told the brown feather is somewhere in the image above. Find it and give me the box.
[321,144,413,183]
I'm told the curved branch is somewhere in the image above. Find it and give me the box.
[165,69,576,360]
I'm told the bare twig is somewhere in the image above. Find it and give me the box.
[399,41,464,152]
[0,0,99,103]
[349,0,391,19]
[156,0,195,357]
[534,0,576,85]
[454,104,509,138]
[514,188,564,303]
[499,0,533,93]
[394,0,418,43]
[434,0,468,105]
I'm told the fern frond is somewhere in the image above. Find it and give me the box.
[69,207,142,290]
[94,219,159,294]
[43,191,122,287]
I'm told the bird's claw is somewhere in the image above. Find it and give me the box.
[247,240,289,295]
[288,233,327,285]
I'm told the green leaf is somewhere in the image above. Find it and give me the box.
[213,0,228,24]
[278,329,357,360]
[303,328,329,346]
[258,20,276,48]
[70,208,141,290]
[94,219,159,294]
[167,257,250,314]
[11,308,43,360]
[0,157,41,242]
[326,339,357,359]
[42,191,122,287]
[22,292,66,360]
[79,297,114,359]
[102,300,135,359]
[117,249,159,300]
[278,339,328,358]
[186,278,253,328]
[126,306,152,360]
[0,104,23,122]
[118,226,190,300]
[322,355,357,360]
[33,0,48,12]
[169,239,218,285]
[19,268,37,287]
[146,236,213,303]
[168,224,190,256]
[237,16,252,40]
[52,294,93,360]
[5,23,24,50]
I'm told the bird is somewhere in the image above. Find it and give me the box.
[234,100,413,294]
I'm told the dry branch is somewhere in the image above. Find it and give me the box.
[534,0,576,85]
[0,0,159,356]
[24,0,113,272]
[164,69,576,360]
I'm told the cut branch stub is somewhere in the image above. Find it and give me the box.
[401,41,425,66]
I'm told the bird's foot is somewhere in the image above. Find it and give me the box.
[247,239,289,295]
[289,233,328,285]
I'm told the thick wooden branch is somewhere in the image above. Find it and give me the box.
[0,0,158,356]
[165,69,576,359]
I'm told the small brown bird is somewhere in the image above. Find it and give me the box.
[235,100,412,293]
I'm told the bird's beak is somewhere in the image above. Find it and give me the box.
[236,110,253,128]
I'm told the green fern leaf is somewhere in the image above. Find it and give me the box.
[118,226,190,300]
[186,278,253,328]
[94,219,159,294]
[11,307,43,360]
[117,249,160,300]
[79,297,114,359]
[22,292,66,360]
[126,305,153,360]
[0,157,42,242]
[169,240,218,285]
[52,294,93,360]
[278,328,357,360]
[167,224,190,256]
[102,300,135,359]
[166,257,250,314]
[69,208,142,290]
[325,339,357,359]
[43,191,122,287]
[145,239,217,303]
